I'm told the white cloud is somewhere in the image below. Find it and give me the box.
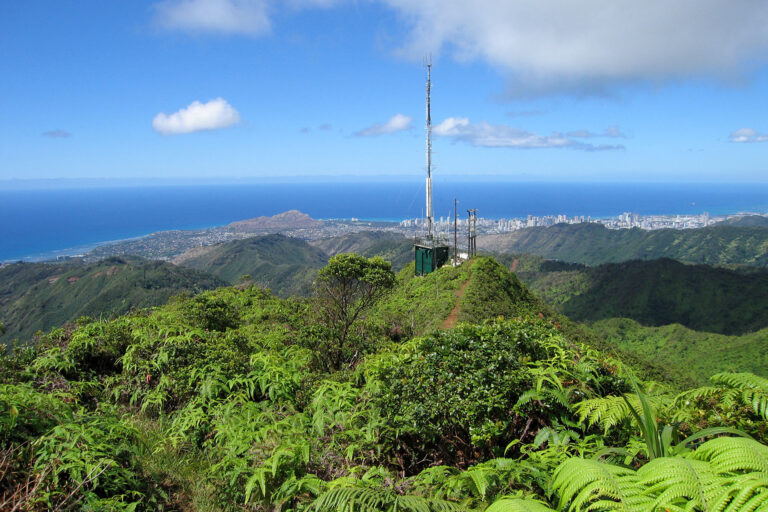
[433,117,623,151]
[153,0,271,36]
[603,126,626,138]
[567,127,626,139]
[355,113,413,136]
[152,0,345,36]
[730,128,768,143]
[151,1,768,95]
[380,0,768,95]
[152,98,241,135]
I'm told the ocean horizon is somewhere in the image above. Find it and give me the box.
[3,181,768,262]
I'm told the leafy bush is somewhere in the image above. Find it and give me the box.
[371,319,573,469]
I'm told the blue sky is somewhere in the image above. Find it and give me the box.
[2,0,768,183]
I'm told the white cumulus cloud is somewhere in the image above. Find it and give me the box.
[153,0,271,36]
[434,117,623,151]
[152,98,241,135]
[380,0,768,96]
[355,113,413,136]
[729,128,768,143]
[151,1,768,95]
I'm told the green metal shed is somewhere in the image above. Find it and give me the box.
[414,243,450,276]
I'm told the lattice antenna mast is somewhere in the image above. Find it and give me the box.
[425,58,433,239]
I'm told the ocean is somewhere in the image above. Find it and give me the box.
[2,181,768,262]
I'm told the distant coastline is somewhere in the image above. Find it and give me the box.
[3,181,768,262]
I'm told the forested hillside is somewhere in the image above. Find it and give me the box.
[0,257,225,344]
[0,234,414,346]
[513,257,768,334]
[591,317,768,384]
[480,223,768,266]
[174,232,414,296]
[173,234,328,296]
[3,254,768,511]
[309,231,413,270]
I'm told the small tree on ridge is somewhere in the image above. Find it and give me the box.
[314,253,395,370]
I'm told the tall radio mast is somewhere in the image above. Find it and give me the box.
[414,59,449,276]
[425,59,433,239]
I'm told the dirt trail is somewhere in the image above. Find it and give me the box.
[441,278,470,330]
[510,258,519,272]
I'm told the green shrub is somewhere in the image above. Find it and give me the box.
[371,319,565,469]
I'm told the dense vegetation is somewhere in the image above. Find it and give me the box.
[175,233,414,296]
[513,257,768,335]
[173,234,328,296]
[0,257,225,344]
[0,234,415,346]
[481,223,768,267]
[4,254,767,510]
[309,231,413,270]
[590,318,768,383]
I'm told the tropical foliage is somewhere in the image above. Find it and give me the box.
[1,255,767,511]
[0,257,225,344]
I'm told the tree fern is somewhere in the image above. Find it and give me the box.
[312,485,464,512]
[270,473,328,509]
[637,457,723,510]
[691,437,768,474]
[576,394,658,434]
[552,457,651,511]
[710,372,768,420]
[711,373,768,391]
[709,473,768,512]
[485,496,556,512]
[551,438,768,512]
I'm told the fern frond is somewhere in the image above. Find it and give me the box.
[576,394,664,434]
[271,473,327,507]
[711,473,768,512]
[485,497,556,512]
[313,486,464,512]
[638,457,723,510]
[742,388,768,420]
[552,457,649,511]
[409,466,458,493]
[711,372,768,391]
[691,437,768,474]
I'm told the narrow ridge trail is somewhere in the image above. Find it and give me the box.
[441,278,470,330]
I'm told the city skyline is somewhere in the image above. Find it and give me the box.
[3,1,768,184]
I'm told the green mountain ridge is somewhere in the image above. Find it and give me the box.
[173,233,329,296]
[590,317,768,384]
[480,223,768,266]
[173,232,414,296]
[0,233,414,345]
[372,256,679,385]
[513,257,768,335]
[309,230,413,269]
[0,257,225,344]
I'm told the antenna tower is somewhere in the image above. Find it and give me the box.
[425,58,433,239]
[467,208,478,258]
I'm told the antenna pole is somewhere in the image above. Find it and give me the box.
[453,198,458,265]
[425,58,433,240]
